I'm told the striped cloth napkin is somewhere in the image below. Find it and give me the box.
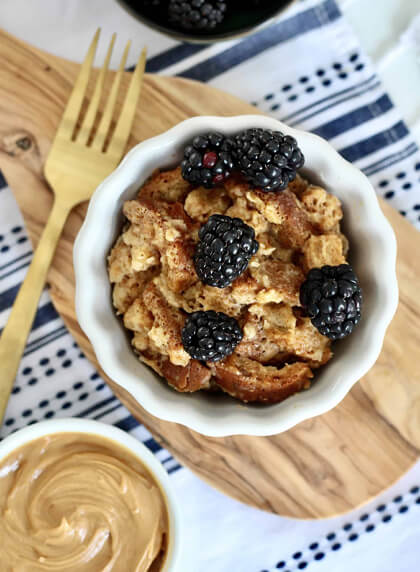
[1,0,419,570]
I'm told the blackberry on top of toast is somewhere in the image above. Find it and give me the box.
[182,310,243,361]
[231,128,304,192]
[300,264,362,340]
[194,214,259,288]
[181,132,234,189]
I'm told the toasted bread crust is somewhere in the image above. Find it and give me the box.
[143,282,189,367]
[213,355,313,403]
[160,358,211,392]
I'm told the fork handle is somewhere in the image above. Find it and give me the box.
[0,199,71,423]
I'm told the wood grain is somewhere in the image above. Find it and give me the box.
[1,29,420,519]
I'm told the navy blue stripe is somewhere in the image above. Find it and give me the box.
[144,437,163,454]
[0,260,30,281]
[281,74,377,123]
[93,402,123,420]
[167,465,181,474]
[288,80,381,127]
[78,396,118,418]
[146,43,208,73]
[312,94,393,140]
[0,251,32,273]
[24,330,66,357]
[160,451,173,463]
[178,0,340,82]
[0,283,21,312]
[365,147,418,177]
[0,171,6,189]
[33,302,59,330]
[1,301,60,336]
[363,142,418,177]
[0,284,59,328]
[339,121,409,163]
[115,414,139,433]
[25,325,66,351]
[23,326,67,357]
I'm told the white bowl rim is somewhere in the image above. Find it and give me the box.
[0,418,182,571]
[74,114,399,437]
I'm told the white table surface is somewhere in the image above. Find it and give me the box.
[1,2,420,571]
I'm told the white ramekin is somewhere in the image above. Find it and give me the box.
[74,115,398,437]
[0,419,182,571]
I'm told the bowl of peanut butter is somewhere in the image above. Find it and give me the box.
[0,418,182,572]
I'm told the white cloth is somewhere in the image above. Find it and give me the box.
[1,1,420,571]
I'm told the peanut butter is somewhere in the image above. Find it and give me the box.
[0,433,169,571]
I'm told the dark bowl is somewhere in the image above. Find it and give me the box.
[116,0,297,44]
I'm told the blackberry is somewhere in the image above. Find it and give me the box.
[232,128,304,192]
[181,132,234,188]
[168,0,227,31]
[194,214,259,288]
[300,264,362,340]
[182,310,243,361]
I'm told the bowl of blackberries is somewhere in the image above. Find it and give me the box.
[117,0,296,43]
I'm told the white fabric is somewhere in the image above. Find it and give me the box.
[1,1,420,571]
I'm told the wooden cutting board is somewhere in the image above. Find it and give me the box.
[1,29,420,519]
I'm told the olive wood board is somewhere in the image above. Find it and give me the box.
[1,29,420,519]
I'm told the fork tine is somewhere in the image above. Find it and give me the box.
[55,28,100,141]
[105,47,147,159]
[91,40,131,152]
[77,33,116,145]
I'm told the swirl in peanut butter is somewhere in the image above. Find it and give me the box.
[0,433,168,571]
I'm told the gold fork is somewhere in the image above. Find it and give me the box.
[0,30,146,422]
